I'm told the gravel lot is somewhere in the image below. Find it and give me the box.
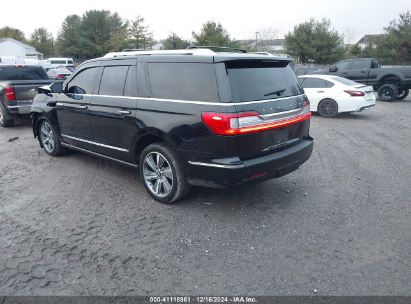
[0,96,410,296]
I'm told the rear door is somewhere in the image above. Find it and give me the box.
[225,60,311,160]
[88,60,138,161]
[300,77,334,110]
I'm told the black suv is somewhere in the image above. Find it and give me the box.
[31,49,313,203]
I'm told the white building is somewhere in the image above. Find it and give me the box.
[0,38,43,64]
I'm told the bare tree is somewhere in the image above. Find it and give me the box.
[342,26,359,45]
[256,27,280,51]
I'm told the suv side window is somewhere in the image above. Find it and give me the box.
[147,63,219,102]
[67,67,98,94]
[99,66,129,96]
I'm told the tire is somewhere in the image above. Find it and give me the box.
[397,88,409,100]
[38,119,65,156]
[378,84,398,102]
[317,98,339,118]
[139,142,190,204]
[0,103,15,127]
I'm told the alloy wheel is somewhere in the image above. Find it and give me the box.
[380,86,396,101]
[40,121,55,153]
[143,152,174,198]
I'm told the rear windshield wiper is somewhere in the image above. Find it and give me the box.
[264,88,286,97]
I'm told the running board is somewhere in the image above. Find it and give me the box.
[61,142,138,168]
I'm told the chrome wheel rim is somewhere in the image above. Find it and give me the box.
[40,122,55,153]
[143,152,174,198]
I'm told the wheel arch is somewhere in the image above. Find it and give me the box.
[132,129,176,164]
[377,74,402,87]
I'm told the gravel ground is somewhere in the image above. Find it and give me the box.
[0,96,410,296]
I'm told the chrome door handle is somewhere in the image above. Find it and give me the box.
[317,91,324,93]
[78,105,88,109]
[119,110,131,115]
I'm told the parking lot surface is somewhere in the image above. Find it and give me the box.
[0,97,410,295]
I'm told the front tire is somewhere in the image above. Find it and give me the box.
[378,84,398,102]
[318,98,338,118]
[38,119,65,156]
[139,143,190,204]
[0,103,15,127]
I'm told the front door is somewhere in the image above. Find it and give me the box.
[56,66,99,149]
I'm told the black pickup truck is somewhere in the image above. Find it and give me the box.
[0,65,57,127]
[315,58,411,101]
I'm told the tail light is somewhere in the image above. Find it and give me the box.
[56,74,65,79]
[4,86,16,101]
[202,100,311,136]
[344,90,365,97]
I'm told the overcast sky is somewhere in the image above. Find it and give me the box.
[2,0,410,42]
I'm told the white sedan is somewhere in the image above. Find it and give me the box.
[298,75,376,117]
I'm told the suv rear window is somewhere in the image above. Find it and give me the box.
[0,66,48,80]
[148,63,219,102]
[226,60,303,102]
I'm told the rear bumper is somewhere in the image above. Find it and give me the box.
[6,100,33,115]
[185,137,314,188]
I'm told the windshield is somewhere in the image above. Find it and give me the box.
[0,66,49,80]
[331,76,359,86]
[226,60,303,102]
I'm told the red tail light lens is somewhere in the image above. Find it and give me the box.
[56,74,65,79]
[344,90,365,97]
[4,86,16,101]
[202,103,311,136]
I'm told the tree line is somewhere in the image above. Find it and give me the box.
[0,10,409,64]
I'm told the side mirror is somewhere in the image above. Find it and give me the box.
[50,82,63,93]
[38,85,52,95]
[329,66,338,73]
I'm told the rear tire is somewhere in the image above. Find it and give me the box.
[38,119,65,156]
[139,142,190,204]
[318,98,338,118]
[378,84,398,102]
[397,88,409,100]
[0,103,15,127]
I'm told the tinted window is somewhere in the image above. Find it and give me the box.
[67,67,98,94]
[350,60,367,70]
[300,78,329,88]
[68,60,74,65]
[371,59,379,69]
[0,66,48,80]
[99,66,129,96]
[227,61,303,102]
[335,61,350,70]
[148,63,219,102]
[124,65,137,97]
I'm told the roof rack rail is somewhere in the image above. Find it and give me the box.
[103,48,215,58]
[186,45,247,53]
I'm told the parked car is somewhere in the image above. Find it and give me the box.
[47,68,72,80]
[299,75,375,118]
[31,49,314,203]
[44,57,75,71]
[0,65,57,127]
[312,58,411,101]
